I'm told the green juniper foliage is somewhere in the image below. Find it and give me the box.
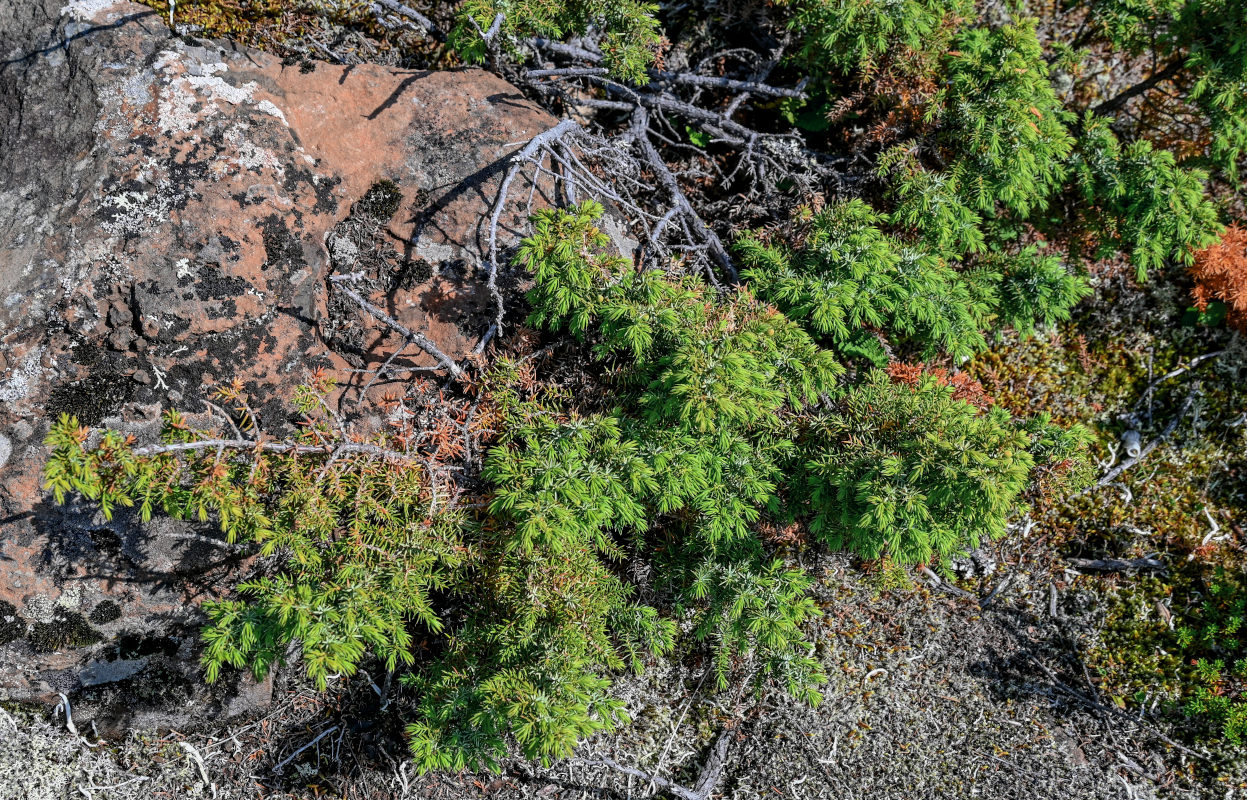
[963,247,1092,337]
[879,147,987,259]
[1068,114,1223,279]
[934,21,1074,218]
[407,413,673,769]
[684,559,824,703]
[506,201,838,699]
[401,357,678,772]
[780,0,971,75]
[798,370,1035,566]
[735,200,988,364]
[43,376,465,691]
[516,200,629,338]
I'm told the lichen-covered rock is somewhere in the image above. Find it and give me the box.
[0,0,554,722]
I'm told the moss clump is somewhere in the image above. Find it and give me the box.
[28,612,103,654]
[393,257,434,290]
[124,657,194,707]
[0,601,25,645]
[89,601,123,625]
[46,370,133,427]
[136,0,437,61]
[355,179,403,222]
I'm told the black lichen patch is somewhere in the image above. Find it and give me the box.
[153,315,191,345]
[0,601,25,645]
[120,655,194,707]
[299,59,316,74]
[132,133,157,153]
[191,264,251,300]
[354,179,403,222]
[29,610,103,653]
[164,138,214,200]
[46,368,134,426]
[260,215,306,272]
[89,600,123,625]
[231,191,266,208]
[283,169,340,214]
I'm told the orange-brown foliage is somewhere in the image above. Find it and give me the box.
[1191,223,1247,331]
[886,361,993,410]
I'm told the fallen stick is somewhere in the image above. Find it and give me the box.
[919,566,976,600]
[1068,557,1166,574]
[370,0,445,41]
[273,725,341,775]
[131,438,421,463]
[1087,385,1198,491]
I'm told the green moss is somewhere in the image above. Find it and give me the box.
[28,612,103,654]
[1086,576,1186,703]
[46,370,134,427]
[355,179,403,222]
[135,0,438,63]
[0,601,25,645]
[89,601,123,625]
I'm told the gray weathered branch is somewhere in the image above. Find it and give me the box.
[131,438,421,463]
[483,119,582,342]
[630,107,736,281]
[370,0,445,41]
[329,274,464,378]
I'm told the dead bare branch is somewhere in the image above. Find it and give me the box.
[570,731,730,800]
[630,106,735,281]
[131,438,423,463]
[370,0,444,41]
[484,118,581,339]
